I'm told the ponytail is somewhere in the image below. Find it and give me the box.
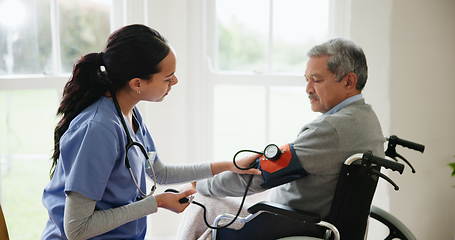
[51,52,109,177]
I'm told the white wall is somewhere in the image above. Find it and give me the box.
[351,0,455,239]
[388,0,455,239]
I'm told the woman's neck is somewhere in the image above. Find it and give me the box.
[111,89,138,118]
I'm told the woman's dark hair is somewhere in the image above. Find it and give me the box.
[50,24,170,177]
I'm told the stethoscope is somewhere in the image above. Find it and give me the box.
[111,93,157,199]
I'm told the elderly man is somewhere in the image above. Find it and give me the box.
[179,38,385,239]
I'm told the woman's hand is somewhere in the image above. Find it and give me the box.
[230,154,262,175]
[154,189,196,213]
[210,154,262,176]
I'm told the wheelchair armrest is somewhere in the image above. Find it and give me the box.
[247,201,322,224]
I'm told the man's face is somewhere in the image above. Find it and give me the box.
[305,56,348,113]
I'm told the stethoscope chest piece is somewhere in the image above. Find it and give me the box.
[146,151,158,195]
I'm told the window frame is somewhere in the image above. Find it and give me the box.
[0,0,140,90]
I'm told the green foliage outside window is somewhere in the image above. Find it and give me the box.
[217,21,266,72]
[0,0,110,75]
[59,0,110,73]
[217,21,311,73]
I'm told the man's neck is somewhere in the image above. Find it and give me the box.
[324,93,363,115]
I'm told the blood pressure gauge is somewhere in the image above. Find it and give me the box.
[264,144,281,161]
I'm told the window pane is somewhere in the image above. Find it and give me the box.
[0,0,52,75]
[269,86,319,144]
[215,0,268,72]
[214,0,330,73]
[59,0,111,73]
[0,89,59,239]
[213,85,266,161]
[272,0,329,73]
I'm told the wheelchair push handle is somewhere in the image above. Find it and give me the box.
[388,135,425,153]
[362,152,404,174]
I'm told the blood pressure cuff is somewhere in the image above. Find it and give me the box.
[258,144,308,189]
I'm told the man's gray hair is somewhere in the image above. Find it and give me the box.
[307,38,368,90]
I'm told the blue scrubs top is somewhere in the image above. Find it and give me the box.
[42,96,155,240]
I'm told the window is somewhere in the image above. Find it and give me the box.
[0,0,51,75]
[215,0,329,73]
[0,0,111,76]
[59,0,111,72]
[0,89,59,239]
[209,0,329,161]
[0,0,112,239]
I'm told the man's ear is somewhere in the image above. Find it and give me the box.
[344,72,358,90]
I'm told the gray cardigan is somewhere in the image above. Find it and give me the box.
[197,99,384,217]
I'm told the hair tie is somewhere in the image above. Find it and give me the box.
[97,52,107,74]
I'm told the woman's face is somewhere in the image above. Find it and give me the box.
[140,50,178,102]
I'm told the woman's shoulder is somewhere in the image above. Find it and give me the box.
[67,97,122,135]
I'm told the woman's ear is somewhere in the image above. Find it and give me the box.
[128,78,142,94]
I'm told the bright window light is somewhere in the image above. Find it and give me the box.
[0,0,27,30]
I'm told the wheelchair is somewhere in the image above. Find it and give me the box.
[210,135,424,240]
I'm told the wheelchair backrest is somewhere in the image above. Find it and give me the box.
[326,163,379,240]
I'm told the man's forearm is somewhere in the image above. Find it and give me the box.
[196,171,265,197]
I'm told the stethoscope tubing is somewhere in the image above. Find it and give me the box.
[111,92,157,199]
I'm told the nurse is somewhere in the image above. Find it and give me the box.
[42,24,259,240]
